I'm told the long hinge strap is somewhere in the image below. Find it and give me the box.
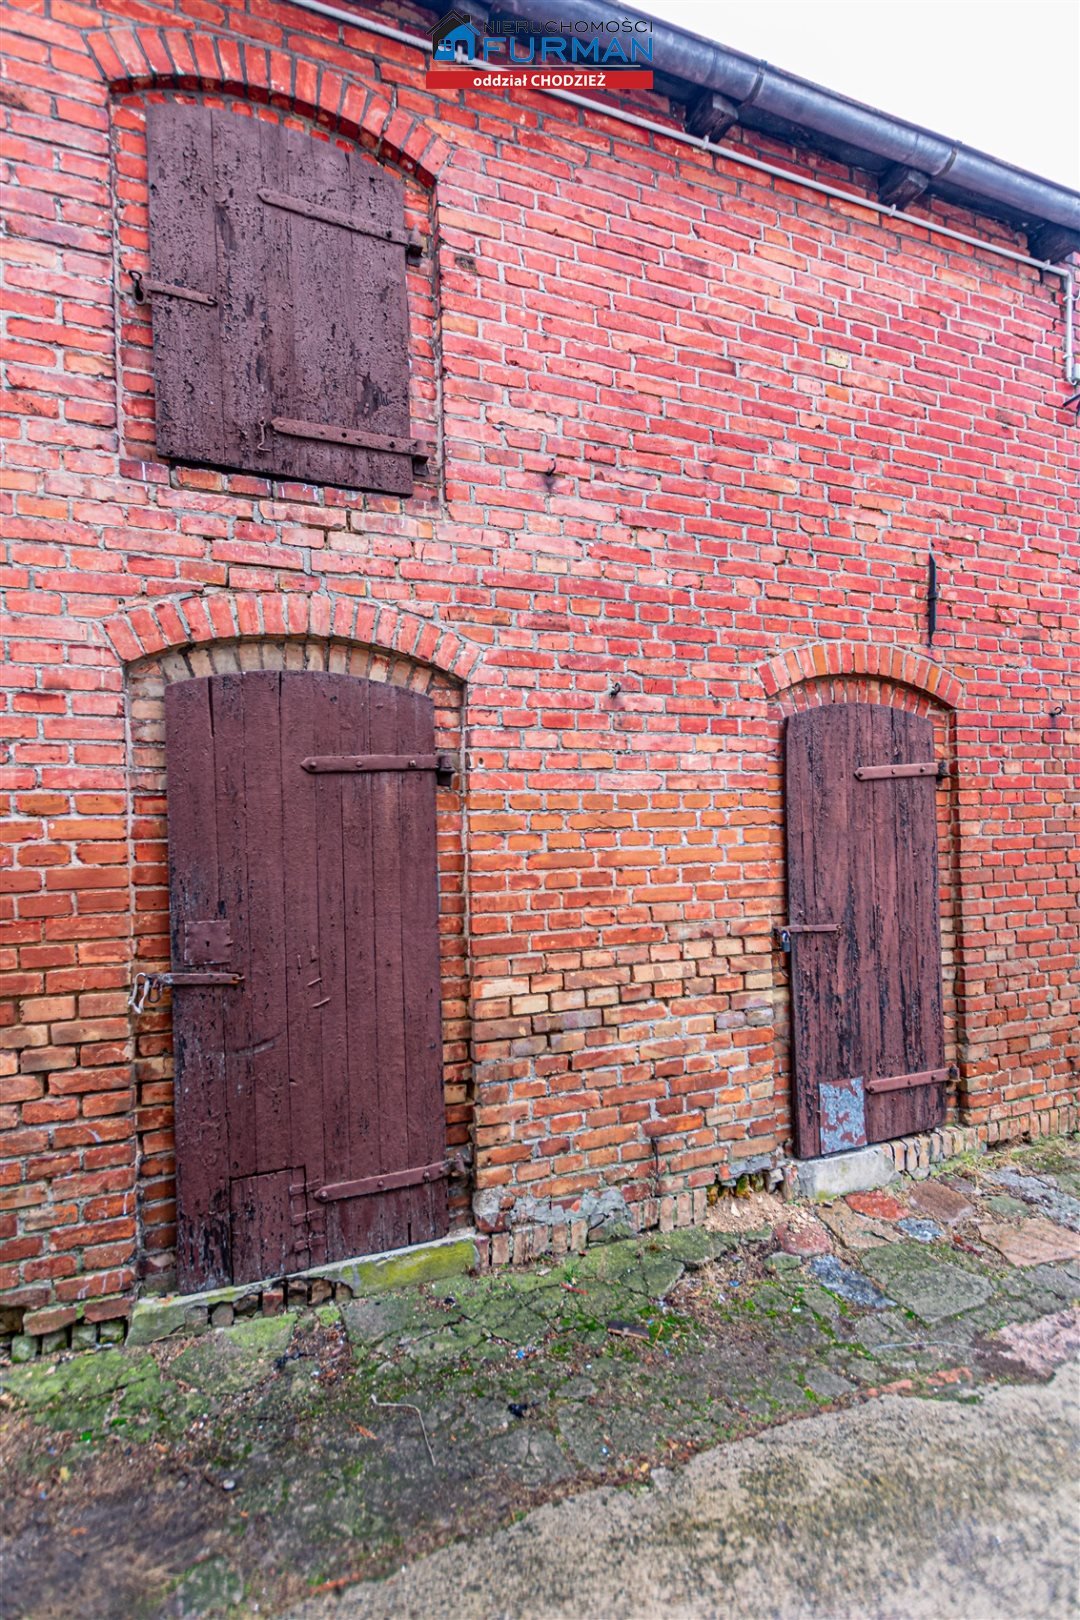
[257,189,424,257]
[865,1067,948,1094]
[141,277,217,306]
[854,761,945,781]
[314,1160,450,1202]
[301,753,454,782]
[270,416,428,459]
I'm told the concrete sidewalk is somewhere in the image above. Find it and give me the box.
[288,1362,1080,1620]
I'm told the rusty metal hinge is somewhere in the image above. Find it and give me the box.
[257,189,424,258]
[301,753,454,785]
[854,761,946,781]
[270,417,429,460]
[314,1160,450,1203]
[865,1067,949,1094]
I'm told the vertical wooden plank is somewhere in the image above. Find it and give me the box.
[210,674,257,1182]
[212,108,281,474]
[146,102,224,466]
[367,681,413,1252]
[279,671,328,1268]
[868,708,945,1141]
[327,675,381,1262]
[397,687,448,1246]
[240,673,291,1178]
[229,1169,293,1286]
[310,674,353,1252]
[785,708,821,1157]
[165,679,230,1291]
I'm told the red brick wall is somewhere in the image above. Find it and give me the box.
[2,0,1078,1328]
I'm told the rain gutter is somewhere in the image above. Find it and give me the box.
[280,0,1078,386]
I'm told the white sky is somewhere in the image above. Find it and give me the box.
[644,0,1080,188]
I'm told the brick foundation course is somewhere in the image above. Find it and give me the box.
[1,0,1078,1325]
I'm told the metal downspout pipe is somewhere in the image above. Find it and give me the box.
[279,0,1078,386]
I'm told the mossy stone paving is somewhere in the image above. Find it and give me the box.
[3,1138,1079,1620]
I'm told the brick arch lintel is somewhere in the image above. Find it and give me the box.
[758,642,963,710]
[102,591,489,686]
[86,25,452,186]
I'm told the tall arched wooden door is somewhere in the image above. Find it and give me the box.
[165,671,449,1291]
[784,702,947,1159]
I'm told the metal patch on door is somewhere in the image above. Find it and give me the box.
[819,1077,868,1154]
[183,918,232,964]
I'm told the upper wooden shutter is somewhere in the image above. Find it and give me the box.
[145,103,416,494]
[784,702,946,1158]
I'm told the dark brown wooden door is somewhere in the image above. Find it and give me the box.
[165,671,448,1291]
[785,702,946,1158]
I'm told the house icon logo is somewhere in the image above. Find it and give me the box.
[431,10,478,63]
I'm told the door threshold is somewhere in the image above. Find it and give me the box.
[789,1144,900,1201]
[129,1230,478,1346]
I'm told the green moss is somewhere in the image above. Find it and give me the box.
[310,1236,477,1296]
[2,1347,164,1433]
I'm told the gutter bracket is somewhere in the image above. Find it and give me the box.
[879,165,931,209]
[687,90,741,144]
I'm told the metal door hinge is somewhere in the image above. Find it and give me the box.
[257,189,424,258]
[314,1159,450,1203]
[302,753,455,785]
[271,417,429,460]
[854,761,947,781]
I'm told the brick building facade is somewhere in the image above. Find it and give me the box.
[2,0,1078,1342]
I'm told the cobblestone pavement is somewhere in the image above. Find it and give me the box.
[2,1136,1078,1619]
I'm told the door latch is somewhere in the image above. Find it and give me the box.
[128,970,244,1014]
[774,924,840,953]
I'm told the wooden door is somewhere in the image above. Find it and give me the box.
[165,671,449,1291]
[784,702,946,1159]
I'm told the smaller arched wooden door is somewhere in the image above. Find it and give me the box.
[784,702,947,1159]
[165,670,450,1291]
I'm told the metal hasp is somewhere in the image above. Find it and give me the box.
[314,1159,450,1202]
[854,761,945,781]
[162,971,244,987]
[130,269,217,307]
[301,752,455,786]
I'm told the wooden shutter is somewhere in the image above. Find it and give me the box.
[784,702,946,1158]
[165,671,448,1291]
[145,103,224,466]
[145,103,416,494]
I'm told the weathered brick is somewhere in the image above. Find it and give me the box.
[0,0,1074,1327]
